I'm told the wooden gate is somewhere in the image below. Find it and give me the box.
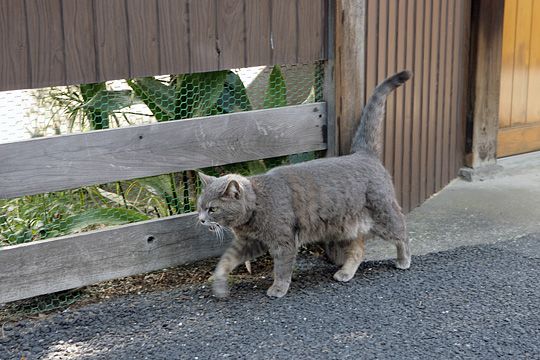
[363,0,471,211]
[498,0,540,157]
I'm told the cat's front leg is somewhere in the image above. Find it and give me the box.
[212,238,265,298]
[267,248,297,298]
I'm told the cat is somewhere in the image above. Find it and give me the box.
[197,70,412,298]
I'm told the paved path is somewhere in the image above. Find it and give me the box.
[1,152,539,359]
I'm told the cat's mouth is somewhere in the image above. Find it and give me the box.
[201,221,225,242]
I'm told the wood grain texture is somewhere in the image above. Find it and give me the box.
[419,0,432,203]
[377,0,389,162]
[158,0,190,74]
[245,0,271,67]
[441,0,454,188]
[498,0,517,129]
[61,0,97,84]
[298,0,325,63]
[127,0,160,77]
[217,0,246,69]
[526,0,540,122]
[272,0,298,65]
[410,0,425,209]
[94,0,130,80]
[456,0,471,173]
[25,0,65,88]
[435,0,448,192]
[384,0,397,174]
[335,0,366,155]
[401,0,415,212]
[0,0,29,91]
[509,0,533,126]
[365,0,379,103]
[426,0,440,196]
[448,0,459,183]
[469,0,504,166]
[393,0,406,205]
[1,0,325,90]
[0,213,232,303]
[189,0,218,73]
[497,123,540,157]
[0,103,327,199]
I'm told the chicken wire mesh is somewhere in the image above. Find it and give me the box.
[0,63,324,249]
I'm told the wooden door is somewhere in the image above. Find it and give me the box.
[498,0,540,157]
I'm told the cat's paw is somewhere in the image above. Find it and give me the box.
[395,257,411,270]
[333,269,355,282]
[212,277,230,298]
[266,284,289,298]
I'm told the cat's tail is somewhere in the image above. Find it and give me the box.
[350,70,412,156]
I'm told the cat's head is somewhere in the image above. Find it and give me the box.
[196,172,256,231]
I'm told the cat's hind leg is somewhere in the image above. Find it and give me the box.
[333,235,365,282]
[370,199,411,269]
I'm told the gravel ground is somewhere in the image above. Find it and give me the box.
[1,234,538,360]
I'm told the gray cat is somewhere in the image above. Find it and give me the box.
[197,70,412,298]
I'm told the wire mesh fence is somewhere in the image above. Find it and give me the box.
[0,63,324,248]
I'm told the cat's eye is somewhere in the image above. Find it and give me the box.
[208,206,217,213]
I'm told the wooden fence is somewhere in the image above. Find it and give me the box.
[0,0,328,303]
[0,0,471,303]
[0,0,325,91]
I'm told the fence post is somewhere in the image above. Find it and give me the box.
[328,0,366,156]
[465,0,504,168]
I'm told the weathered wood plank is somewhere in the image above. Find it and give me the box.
[94,0,130,80]
[127,0,160,78]
[25,0,65,88]
[61,0,97,84]
[245,0,272,67]
[497,124,540,157]
[0,103,327,199]
[335,0,366,155]
[498,0,517,129]
[217,0,246,69]
[189,0,219,73]
[298,0,325,63]
[467,0,504,167]
[272,0,298,65]
[509,0,533,126]
[0,0,30,91]
[158,0,190,75]
[0,213,231,303]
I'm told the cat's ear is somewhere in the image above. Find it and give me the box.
[197,172,216,188]
[223,179,241,200]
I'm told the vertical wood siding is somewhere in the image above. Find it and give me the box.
[0,0,326,91]
[498,0,540,157]
[364,0,471,212]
